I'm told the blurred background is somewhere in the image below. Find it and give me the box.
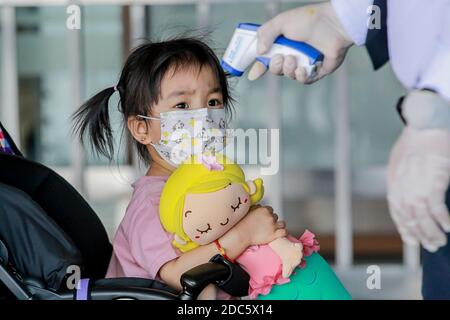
[0,0,422,299]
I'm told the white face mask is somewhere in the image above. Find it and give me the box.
[138,108,230,167]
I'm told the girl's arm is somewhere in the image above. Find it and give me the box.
[159,205,287,291]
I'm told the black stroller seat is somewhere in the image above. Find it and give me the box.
[0,123,249,300]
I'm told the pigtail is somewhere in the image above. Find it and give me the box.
[72,86,117,160]
[250,178,264,204]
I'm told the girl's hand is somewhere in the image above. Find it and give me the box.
[237,205,287,246]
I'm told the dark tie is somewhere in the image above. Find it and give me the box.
[365,0,389,70]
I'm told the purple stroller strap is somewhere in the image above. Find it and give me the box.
[75,278,90,300]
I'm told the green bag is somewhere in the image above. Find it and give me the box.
[258,253,352,300]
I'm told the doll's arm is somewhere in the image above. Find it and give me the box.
[269,237,303,278]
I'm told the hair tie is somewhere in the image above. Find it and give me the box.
[113,85,118,92]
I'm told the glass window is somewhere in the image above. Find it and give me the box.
[17,7,69,165]
[83,5,125,165]
[347,47,406,167]
[16,6,125,166]
[147,4,197,39]
[209,3,269,130]
[279,0,337,169]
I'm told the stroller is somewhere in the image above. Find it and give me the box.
[0,122,249,300]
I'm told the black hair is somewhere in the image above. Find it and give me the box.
[72,37,233,164]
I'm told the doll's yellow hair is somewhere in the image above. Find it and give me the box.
[159,155,264,253]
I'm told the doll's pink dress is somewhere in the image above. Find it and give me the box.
[235,230,320,299]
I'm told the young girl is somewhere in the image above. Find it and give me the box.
[72,37,287,298]
[159,154,351,300]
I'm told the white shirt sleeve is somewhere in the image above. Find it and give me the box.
[417,7,450,102]
[331,0,373,46]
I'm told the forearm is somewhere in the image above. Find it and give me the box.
[159,242,220,290]
[159,227,250,290]
[216,222,251,260]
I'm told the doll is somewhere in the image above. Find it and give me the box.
[159,155,351,300]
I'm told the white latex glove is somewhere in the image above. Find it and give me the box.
[248,2,353,83]
[387,127,450,252]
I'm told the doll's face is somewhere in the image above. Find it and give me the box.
[182,183,251,245]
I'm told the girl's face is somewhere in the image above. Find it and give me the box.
[128,64,225,170]
[150,65,224,141]
[182,183,251,245]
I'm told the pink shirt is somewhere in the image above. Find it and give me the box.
[106,175,232,299]
[106,175,179,279]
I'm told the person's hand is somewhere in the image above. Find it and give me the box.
[248,2,353,83]
[387,127,450,252]
[237,205,287,246]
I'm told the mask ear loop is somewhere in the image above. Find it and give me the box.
[135,115,163,146]
[136,114,160,121]
[134,115,160,143]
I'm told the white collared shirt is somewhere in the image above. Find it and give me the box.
[332,0,450,101]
